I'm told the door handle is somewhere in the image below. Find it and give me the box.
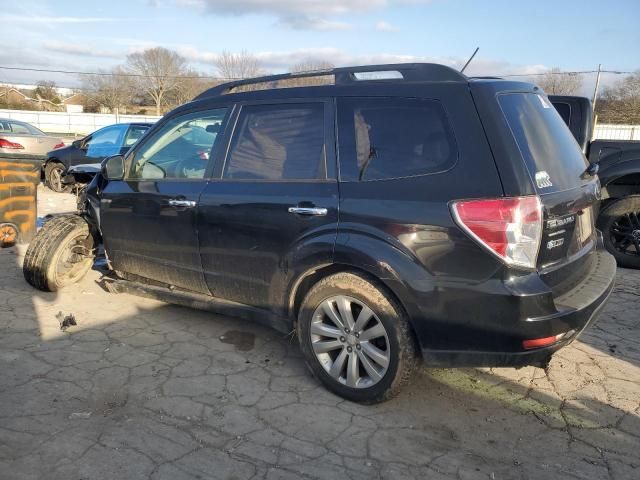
[288,206,328,216]
[168,199,197,208]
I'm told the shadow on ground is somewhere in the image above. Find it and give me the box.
[0,241,639,479]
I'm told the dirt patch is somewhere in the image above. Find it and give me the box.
[219,330,256,351]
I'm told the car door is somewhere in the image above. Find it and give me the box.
[197,100,339,313]
[100,107,231,293]
[83,124,128,165]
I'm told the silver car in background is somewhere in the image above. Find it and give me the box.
[0,118,64,155]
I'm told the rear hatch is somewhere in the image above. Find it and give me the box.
[472,81,600,293]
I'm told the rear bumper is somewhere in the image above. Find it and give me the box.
[420,248,616,368]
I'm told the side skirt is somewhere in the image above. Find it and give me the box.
[101,277,292,335]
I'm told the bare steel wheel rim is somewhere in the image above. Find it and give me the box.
[50,166,64,192]
[53,233,92,285]
[311,295,390,389]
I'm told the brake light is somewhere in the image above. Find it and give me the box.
[53,142,65,149]
[0,138,24,149]
[451,196,543,269]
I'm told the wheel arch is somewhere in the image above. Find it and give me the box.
[288,262,421,352]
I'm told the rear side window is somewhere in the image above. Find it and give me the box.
[338,98,457,181]
[124,125,149,147]
[224,103,325,181]
[498,93,588,192]
[553,102,572,127]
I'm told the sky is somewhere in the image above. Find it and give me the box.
[0,0,638,92]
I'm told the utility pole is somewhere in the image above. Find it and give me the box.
[592,64,602,112]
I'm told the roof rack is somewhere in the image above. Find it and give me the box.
[194,63,467,100]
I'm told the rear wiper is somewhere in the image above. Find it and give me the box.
[581,162,599,179]
[359,146,377,181]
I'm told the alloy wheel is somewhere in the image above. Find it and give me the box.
[310,295,390,389]
[610,211,640,257]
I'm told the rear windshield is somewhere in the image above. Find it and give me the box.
[498,93,588,193]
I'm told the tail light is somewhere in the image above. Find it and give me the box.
[53,142,65,149]
[0,138,25,149]
[451,196,543,269]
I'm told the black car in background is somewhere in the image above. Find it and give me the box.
[43,122,152,192]
[24,64,616,403]
[549,95,640,269]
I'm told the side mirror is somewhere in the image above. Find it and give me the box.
[72,139,83,149]
[103,155,125,180]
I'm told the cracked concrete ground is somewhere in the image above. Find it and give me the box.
[0,188,639,480]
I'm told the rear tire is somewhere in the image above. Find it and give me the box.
[45,162,70,193]
[598,195,640,269]
[298,272,417,403]
[23,215,95,291]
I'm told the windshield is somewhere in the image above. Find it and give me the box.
[498,93,588,193]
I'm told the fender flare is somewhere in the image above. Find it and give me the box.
[599,154,640,188]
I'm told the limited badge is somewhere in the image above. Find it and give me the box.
[535,171,553,189]
[547,238,564,250]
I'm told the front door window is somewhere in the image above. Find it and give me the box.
[129,109,228,180]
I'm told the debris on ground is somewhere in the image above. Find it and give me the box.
[69,412,91,419]
[56,311,77,330]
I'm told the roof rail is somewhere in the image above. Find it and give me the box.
[194,63,467,100]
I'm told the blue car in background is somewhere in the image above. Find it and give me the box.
[43,122,152,192]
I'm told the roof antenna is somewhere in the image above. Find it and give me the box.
[460,47,479,73]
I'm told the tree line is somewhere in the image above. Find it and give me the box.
[81,48,333,115]
[3,47,638,123]
[534,68,640,124]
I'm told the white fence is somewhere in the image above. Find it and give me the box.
[593,124,640,141]
[2,108,638,143]
[0,109,161,136]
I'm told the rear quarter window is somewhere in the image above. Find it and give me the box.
[337,98,458,181]
[498,93,588,193]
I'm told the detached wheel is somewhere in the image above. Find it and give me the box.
[298,272,417,403]
[0,224,19,248]
[23,215,95,291]
[598,195,640,269]
[45,162,70,193]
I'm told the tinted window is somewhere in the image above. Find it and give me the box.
[338,98,457,181]
[224,103,325,181]
[498,93,588,192]
[553,102,572,127]
[129,108,227,180]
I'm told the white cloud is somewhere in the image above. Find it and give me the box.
[174,0,431,30]
[279,16,352,31]
[43,41,121,59]
[0,14,115,24]
[375,21,399,32]
[177,46,549,79]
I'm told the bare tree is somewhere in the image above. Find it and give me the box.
[287,60,335,87]
[82,66,133,113]
[127,47,187,115]
[596,71,640,124]
[536,68,583,95]
[215,50,263,80]
[291,60,334,73]
[32,80,60,103]
[167,71,217,107]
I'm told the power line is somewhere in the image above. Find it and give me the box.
[499,69,633,77]
[0,65,634,80]
[0,65,236,80]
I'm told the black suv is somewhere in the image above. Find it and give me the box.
[23,64,616,403]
